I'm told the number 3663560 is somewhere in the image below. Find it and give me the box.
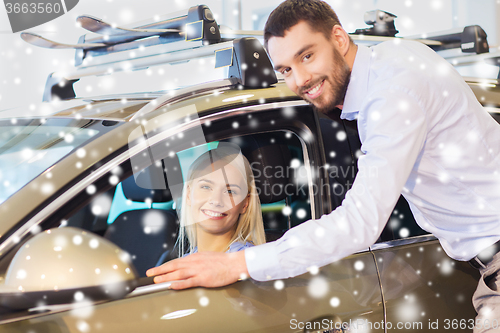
[5,2,62,14]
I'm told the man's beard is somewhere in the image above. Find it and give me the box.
[299,46,351,114]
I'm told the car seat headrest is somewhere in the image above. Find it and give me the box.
[122,163,173,202]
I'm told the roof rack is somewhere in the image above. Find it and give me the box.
[21,5,276,102]
[413,25,500,78]
[22,6,500,102]
[352,10,399,37]
[73,5,222,67]
[408,25,489,54]
[351,10,499,77]
[41,36,276,102]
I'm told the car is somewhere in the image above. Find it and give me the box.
[1,5,499,332]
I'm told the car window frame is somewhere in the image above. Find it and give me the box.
[0,100,326,262]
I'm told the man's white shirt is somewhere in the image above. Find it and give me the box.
[246,40,500,281]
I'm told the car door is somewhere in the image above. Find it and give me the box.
[371,216,480,332]
[0,100,384,332]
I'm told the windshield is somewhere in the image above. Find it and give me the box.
[0,118,101,204]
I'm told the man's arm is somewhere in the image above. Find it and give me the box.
[146,250,248,289]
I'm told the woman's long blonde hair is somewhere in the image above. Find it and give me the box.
[177,144,265,256]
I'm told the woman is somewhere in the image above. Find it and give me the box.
[178,144,265,256]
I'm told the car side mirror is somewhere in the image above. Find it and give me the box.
[0,227,138,310]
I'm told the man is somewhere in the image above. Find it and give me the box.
[147,1,500,330]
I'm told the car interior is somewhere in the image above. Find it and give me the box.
[63,130,312,277]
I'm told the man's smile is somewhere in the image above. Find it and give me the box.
[303,80,325,99]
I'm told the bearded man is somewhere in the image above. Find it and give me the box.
[147,2,500,331]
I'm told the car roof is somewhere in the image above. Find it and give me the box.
[1,80,299,122]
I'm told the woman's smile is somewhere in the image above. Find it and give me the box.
[201,209,228,219]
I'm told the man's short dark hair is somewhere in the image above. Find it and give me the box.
[264,0,345,49]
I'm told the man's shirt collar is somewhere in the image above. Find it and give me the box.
[341,45,372,120]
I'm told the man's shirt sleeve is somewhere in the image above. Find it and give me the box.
[246,85,428,281]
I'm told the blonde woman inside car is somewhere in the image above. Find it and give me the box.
[177,144,266,256]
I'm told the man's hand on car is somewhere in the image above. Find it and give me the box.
[146,250,248,289]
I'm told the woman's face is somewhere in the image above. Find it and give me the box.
[186,162,249,236]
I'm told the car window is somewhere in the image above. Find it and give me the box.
[27,105,316,277]
[0,118,104,204]
[225,131,312,239]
